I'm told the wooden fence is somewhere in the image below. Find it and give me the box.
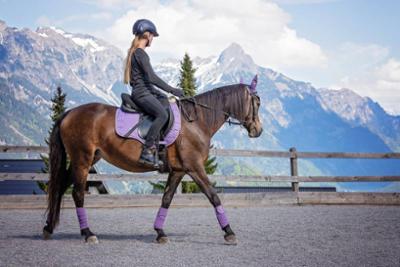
[1,145,400,207]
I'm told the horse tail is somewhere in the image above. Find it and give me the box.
[45,110,71,230]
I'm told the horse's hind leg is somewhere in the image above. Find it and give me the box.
[187,166,237,245]
[154,171,185,244]
[43,174,73,239]
[70,151,99,244]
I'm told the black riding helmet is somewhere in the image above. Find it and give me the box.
[132,19,159,37]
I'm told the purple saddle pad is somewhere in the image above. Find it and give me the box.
[115,101,181,147]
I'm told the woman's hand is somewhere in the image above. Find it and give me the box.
[171,88,185,98]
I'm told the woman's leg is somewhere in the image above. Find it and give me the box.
[133,94,168,148]
[151,89,169,107]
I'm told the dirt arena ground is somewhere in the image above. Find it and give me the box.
[0,205,399,267]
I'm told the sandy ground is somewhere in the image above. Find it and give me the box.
[0,205,399,267]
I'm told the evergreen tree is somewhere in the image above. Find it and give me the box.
[44,86,66,146]
[177,53,218,193]
[38,86,68,192]
[178,52,197,97]
[50,87,66,127]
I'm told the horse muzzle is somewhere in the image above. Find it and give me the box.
[248,127,263,138]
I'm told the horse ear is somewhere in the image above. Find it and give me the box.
[249,74,258,94]
[240,77,244,84]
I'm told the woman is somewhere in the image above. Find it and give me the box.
[124,19,184,166]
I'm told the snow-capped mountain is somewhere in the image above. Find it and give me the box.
[0,20,128,144]
[2,20,124,104]
[1,21,399,182]
[317,88,400,151]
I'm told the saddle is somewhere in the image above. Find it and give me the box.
[120,93,175,140]
[115,93,181,173]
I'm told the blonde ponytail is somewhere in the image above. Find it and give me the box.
[123,32,151,84]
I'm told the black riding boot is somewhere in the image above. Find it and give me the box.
[139,147,156,166]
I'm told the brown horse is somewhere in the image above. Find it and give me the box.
[43,81,262,245]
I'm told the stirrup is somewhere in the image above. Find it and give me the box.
[139,148,155,166]
[138,156,154,166]
[139,157,164,169]
[139,147,163,168]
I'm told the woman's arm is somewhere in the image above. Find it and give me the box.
[134,48,183,96]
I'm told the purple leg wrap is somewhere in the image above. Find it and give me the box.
[154,207,168,229]
[215,205,229,229]
[76,207,89,230]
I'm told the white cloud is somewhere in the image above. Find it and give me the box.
[323,42,400,115]
[36,12,113,28]
[376,58,400,83]
[291,41,400,115]
[98,0,327,69]
[335,42,389,71]
[334,58,400,115]
[316,42,390,87]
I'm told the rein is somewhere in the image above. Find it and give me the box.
[178,96,246,126]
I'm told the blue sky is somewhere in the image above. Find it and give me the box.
[1,0,399,114]
[282,0,400,52]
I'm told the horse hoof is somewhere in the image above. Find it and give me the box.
[43,229,52,240]
[156,236,169,244]
[86,235,99,244]
[224,234,237,245]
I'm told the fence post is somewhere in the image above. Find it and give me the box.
[290,147,299,192]
[177,182,182,194]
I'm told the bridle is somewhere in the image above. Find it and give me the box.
[178,75,260,129]
[178,91,259,128]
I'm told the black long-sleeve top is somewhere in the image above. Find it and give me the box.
[130,47,177,98]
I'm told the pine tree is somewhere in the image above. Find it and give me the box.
[178,52,197,97]
[44,86,66,146]
[38,86,67,192]
[177,53,218,193]
[50,86,66,128]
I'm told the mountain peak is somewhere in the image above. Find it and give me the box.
[222,42,245,56]
[48,26,68,35]
[36,26,69,38]
[217,42,256,71]
[0,20,7,31]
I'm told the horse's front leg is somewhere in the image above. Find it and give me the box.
[154,171,185,243]
[187,166,237,245]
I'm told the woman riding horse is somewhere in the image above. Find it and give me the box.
[124,19,184,167]
[42,18,263,245]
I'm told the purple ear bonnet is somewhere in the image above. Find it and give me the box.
[249,74,258,94]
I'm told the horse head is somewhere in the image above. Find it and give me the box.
[240,74,263,138]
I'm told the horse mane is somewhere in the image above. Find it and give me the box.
[180,84,249,126]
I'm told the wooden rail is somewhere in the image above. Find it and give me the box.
[1,192,399,209]
[1,145,399,183]
[1,145,399,206]
[3,145,400,159]
[1,173,400,183]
